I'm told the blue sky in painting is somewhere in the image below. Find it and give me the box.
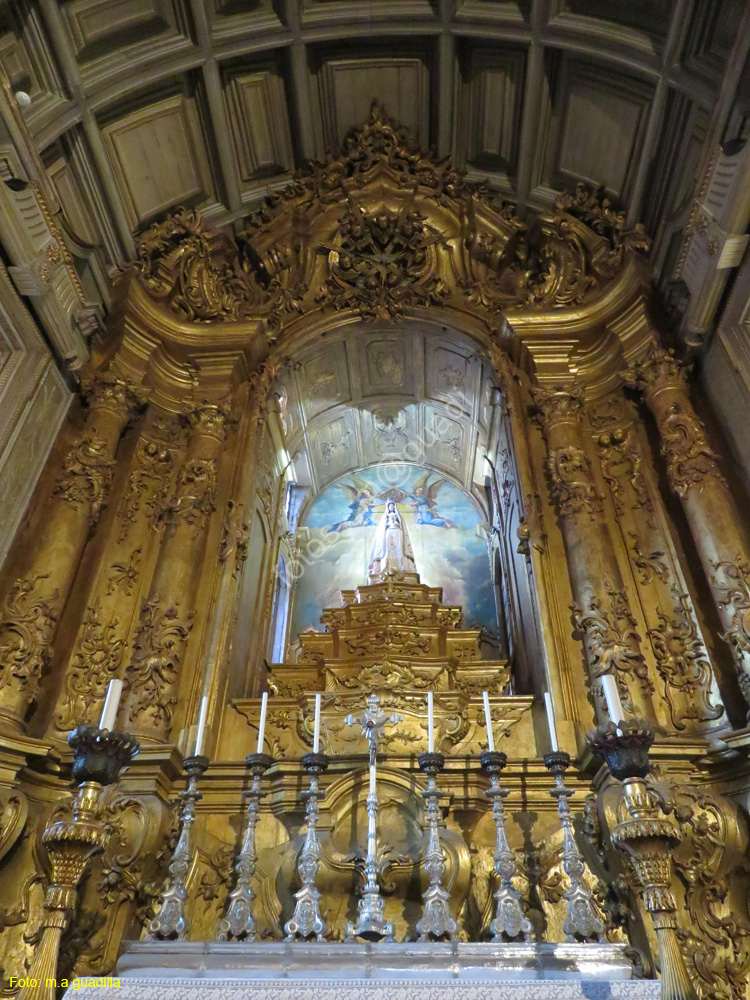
[289,464,496,639]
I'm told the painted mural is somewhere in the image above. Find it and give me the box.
[288,464,496,642]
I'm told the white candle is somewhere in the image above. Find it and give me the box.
[601,674,625,726]
[543,692,559,753]
[99,679,123,731]
[194,695,209,756]
[256,691,268,753]
[482,691,495,752]
[427,691,434,753]
[369,761,376,797]
[313,693,321,753]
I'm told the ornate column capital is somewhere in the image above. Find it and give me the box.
[183,398,232,442]
[621,342,687,399]
[83,371,150,424]
[531,382,585,432]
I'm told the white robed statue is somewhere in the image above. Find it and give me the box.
[368,499,418,581]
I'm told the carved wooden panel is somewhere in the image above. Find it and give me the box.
[361,403,418,464]
[223,60,294,184]
[459,45,525,175]
[310,410,359,480]
[546,58,653,200]
[426,345,474,417]
[317,52,431,148]
[298,341,352,421]
[101,92,215,228]
[62,0,191,63]
[360,335,415,398]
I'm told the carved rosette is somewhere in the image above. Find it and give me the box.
[124,598,194,739]
[0,576,58,726]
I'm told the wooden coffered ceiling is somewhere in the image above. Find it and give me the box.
[1,0,748,298]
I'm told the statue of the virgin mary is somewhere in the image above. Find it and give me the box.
[367,499,418,581]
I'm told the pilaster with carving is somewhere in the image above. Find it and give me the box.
[122,400,231,742]
[533,384,654,722]
[590,396,726,735]
[624,343,750,712]
[0,373,147,732]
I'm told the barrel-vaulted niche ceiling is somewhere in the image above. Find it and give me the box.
[2,0,746,287]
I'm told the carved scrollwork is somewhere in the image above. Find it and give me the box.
[343,627,432,658]
[629,533,670,586]
[166,458,219,527]
[125,598,194,732]
[54,435,115,526]
[648,591,723,730]
[670,786,750,1000]
[713,559,750,663]
[57,602,126,729]
[219,500,249,571]
[117,436,176,542]
[594,427,653,520]
[135,206,264,323]
[572,587,653,701]
[316,199,449,321]
[0,575,58,710]
[545,445,602,519]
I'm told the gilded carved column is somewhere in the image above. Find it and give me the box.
[122,400,231,743]
[533,384,655,722]
[624,343,750,709]
[0,372,146,732]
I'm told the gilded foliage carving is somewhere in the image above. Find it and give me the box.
[57,603,126,730]
[219,500,249,572]
[316,200,449,320]
[117,436,176,542]
[670,786,750,1000]
[545,445,602,519]
[629,534,670,586]
[648,591,723,730]
[594,427,652,520]
[624,345,724,497]
[714,559,750,665]
[134,103,647,330]
[572,587,652,700]
[344,627,432,658]
[53,435,115,526]
[106,547,142,597]
[135,206,263,323]
[0,576,57,707]
[125,598,194,731]
[166,458,219,527]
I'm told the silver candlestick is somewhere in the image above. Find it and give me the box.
[345,693,402,942]
[544,750,605,940]
[481,750,532,941]
[416,751,457,941]
[148,754,209,940]
[284,751,329,941]
[217,751,274,941]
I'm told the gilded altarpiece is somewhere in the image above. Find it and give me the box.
[1,107,750,999]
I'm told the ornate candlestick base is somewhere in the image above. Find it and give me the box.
[586,720,699,1000]
[284,752,329,941]
[149,753,209,940]
[19,727,139,1000]
[543,750,604,941]
[481,750,532,942]
[217,751,274,942]
[416,751,457,942]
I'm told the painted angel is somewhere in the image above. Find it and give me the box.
[409,473,456,528]
[368,500,418,578]
[327,477,378,532]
